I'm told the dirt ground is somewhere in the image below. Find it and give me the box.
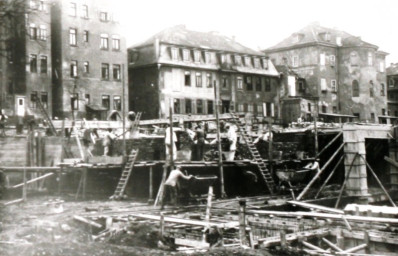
[0,196,284,256]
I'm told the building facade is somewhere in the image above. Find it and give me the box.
[51,0,127,120]
[0,0,52,119]
[264,22,388,124]
[387,63,398,119]
[128,25,280,121]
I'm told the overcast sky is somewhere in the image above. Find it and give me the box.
[118,0,398,65]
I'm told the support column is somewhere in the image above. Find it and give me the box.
[343,128,369,197]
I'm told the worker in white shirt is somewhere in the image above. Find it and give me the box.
[161,166,193,209]
[225,124,237,161]
[253,130,272,144]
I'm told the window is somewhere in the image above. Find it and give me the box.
[69,2,76,16]
[69,28,77,45]
[298,80,305,92]
[112,35,120,51]
[30,92,38,108]
[331,80,337,92]
[336,37,342,46]
[308,103,311,112]
[379,61,385,72]
[41,92,48,109]
[389,79,395,88]
[370,113,375,120]
[248,104,253,113]
[83,30,89,42]
[381,83,385,96]
[83,61,89,73]
[207,100,214,114]
[350,52,358,66]
[368,52,373,66]
[325,33,331,41]
[184,71,191,86]
[39,25,47,40]
[222,76,228,89]
[255,77,261,91]
[321,78,327,91]
[245,57,251,67]
[322,105,327,113]
[369,87,374,97]
[195,72,202,87]
[30,54,37,73]
[197,99,203,114]
[320,53,325,66]
[254,58,260,68]
[264,102,274,117]
[262,58,268,69]
[183,49,190,61]
[264,78,271,92]
[352,80,359,97]
[194,51,200,62]
[205,52,211,63]
[206,73,212,88]
[235,55,242,65]
[112,64,121,80]
[40,55,47,74]
[257,104,263,114]
[382,108,386,115]
[333,106,337,113]
[38,1,44,11]
[81,4,88,18]
[102,95,110,110]
[243,103,248,112]
[85,94,90,105]
[171,48,178,60]
[330,55,335,66]
[292,56,299,67]
[101,63,109,79]
[237,77,243,90]
[100,11,108,22]
[70,61,77,77]
[173,99,180,114]
[71,93,78,110]
[113,96,121,111]
[185,99,192,114]
[100,34,108,49]
[237,103,244,112]
[221,54,226,64]
[30,24,37,39]
[246,76,253,91]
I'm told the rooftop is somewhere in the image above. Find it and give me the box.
[387,64,398,76]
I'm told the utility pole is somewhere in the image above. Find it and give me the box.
[214,80,226,198]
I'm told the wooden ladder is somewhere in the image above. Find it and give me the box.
[230,113,275,194]
[131,112,142,133]
[111,149,139,199]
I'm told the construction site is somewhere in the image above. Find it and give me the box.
[1,105,398,256]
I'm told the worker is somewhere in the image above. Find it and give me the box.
[161,166,193,209]
[225,124,237,161]
[0,109,8,137]
[103,129,116,156]
[194,125,206,161]
[165,124,178,161]
[303,161,320,173]
[83,128,98,159]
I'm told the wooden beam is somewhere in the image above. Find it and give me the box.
[287,200,344,214]
[12,173,54,188]
[316,131,342,158]
[302,241,329,253]
[73,215,102,229]
[385,156,398,168]
[1,167,60,173]
[338,243,367,254]
[322,237,343,252]
[315,154,344,199]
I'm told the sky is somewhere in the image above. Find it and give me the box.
[117,0,398,65]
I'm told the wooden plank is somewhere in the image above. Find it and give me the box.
[259,228,329,247]
[174,238,210,248]
[73,215,102,229]
[12,173,54,188]
[287,201,344,214]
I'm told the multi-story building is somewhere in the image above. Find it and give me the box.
[128,25,280,121]
[264,22,388,124]
[0,0,52,119]
[387,63,398,119]
[51,0,127,120]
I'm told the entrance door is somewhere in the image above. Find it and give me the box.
[16,97,25,116]
[221,100,230,114]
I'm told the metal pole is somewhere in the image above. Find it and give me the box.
[214,81,225,198]
[122,64,126,159]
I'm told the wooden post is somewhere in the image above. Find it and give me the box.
[202,186,213,242]
[364,231,370,254]
[82,168,87,200]
[336,229,345,250]
[149,166,153,200]
[122,63,126,160]
[154,164,168,206]
[268,119,273,181]
[279,229,287,249]
[58,168,62,195]
[214,80,226,198]
[316,131,342,158]
[23,166,27,201]
[159,212,164,238]
[314,103,319,156]
[238,199,247,246]
[335,153,357,208]
[322,237,343,252]
[168,99,175,168]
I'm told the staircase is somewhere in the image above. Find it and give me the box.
[230,113,276,194]
[110,149,139,199]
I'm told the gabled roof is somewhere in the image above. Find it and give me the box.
[265,22,378,52]
[130,25,263,56]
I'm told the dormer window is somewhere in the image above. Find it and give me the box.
[235,55,242,65]
[205,52,211,64]
[183,49,190,61]
[254,58,260,69]
[262,58,268,69]
[171,47,178,60]
[245,57,251,67]
[194,50,200,63]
